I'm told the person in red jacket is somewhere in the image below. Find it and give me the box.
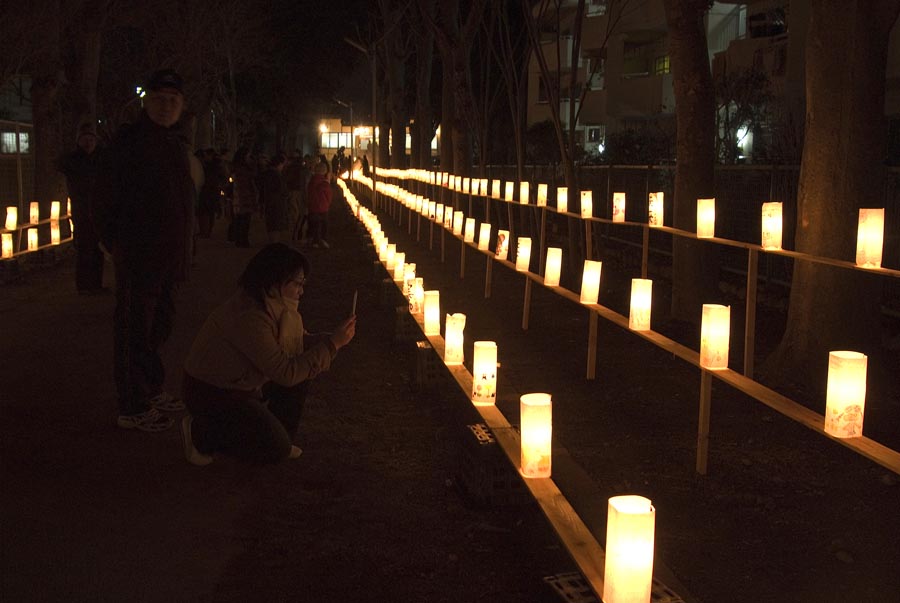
[306,161,332,248]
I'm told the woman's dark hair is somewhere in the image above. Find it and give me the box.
[238,243,310,305]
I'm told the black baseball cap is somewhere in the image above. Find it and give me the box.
[146,69,183,94]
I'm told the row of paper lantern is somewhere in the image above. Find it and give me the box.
[355,174,873,442]
[4,200,70,229]
[373,168,887,269]
[2,201,72,259]
[342,178,659,603]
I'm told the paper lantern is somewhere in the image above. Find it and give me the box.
[385,243,397,270]
[453,211,464,236]
[443,209,453,229]
[761,202,783,250]
[580,260,602,304]
[629,279,652,331]
[378,239,389,261]
[855,208,884,268]
[464,218,475,242]
[66,198,71,216]
[403,263,416,295]
[27,227,38,251]
[557,187,568,213]
[478,223,491,251]
[700,304,730,370]
[504,181,514,202]
[471,341,498,405]
[696,198,715,238]
[462,177,470,193]
[613,192,626,223]
[435,204,445,224]
[423,291,440,335]
[442,172,449,187]
[471,178,480,196]
[69,219,74,234]
[544,247,562,286]
[480,178,488,197]
[50,201,60,220]
[520,182,530,205]
[648,192,664,227]
[520,393,552,478]
[444,313,466,365]
[392,252,406,281]
[454,175,461,191]
[409,278,424,314]
[825,351,867,438]
[427,201,436,219]
[496,230,510,261]
[515,237,532,272]
[603,495,655,603]
[491,180,501,199]
[580,191,593,218]
[51,220,60,245]
[4,207,16,230]
[1,233,12,258]
[537,183,548,207]
[29,202,39,224]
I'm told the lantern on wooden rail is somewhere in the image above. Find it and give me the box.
[825,351,867,438]
[471,341,498,405]
[515,237,532,272]
[27,228,38,251]
[520,393,552,478]
[603,495,656,603]
[471,178,480,196]
[491,180,501,199]
[580,260,602,304]
[30,202,40,224]
[496,229,510,261]
[403,263,416,295]
[385,243,397,271]
[454,175,461,191]
[544,247,562,286]
[409,278,424,314]
[464,218,475,243]
[462,177,470,194]
[50,201,60,220]
[629,279,653,331]
[1,233,12,258]
[580,191,593,218]
[519,182,530,205]
[537,183,548,207]
[444,313,466,365]
[51,220,60,245]
[648,192,664,227]
[453,211,464,236]
[378,239,389,262]
[392,252,406,281]
[504,181,514,202]
[478,223,491,251]
[66,197,71,216]
[480,178,488,197]
[4,207,16,231]
[443,209,453,229]
[423,291,440,335]
[855,208,884,268]
[700,304,730,370]
[613,192,626,223]
[696,198,715,238]
[761,202,783,250]
[435,204,445,224]
[557,187,568,213]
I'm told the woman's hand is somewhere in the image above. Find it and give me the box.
[330,316,357,349]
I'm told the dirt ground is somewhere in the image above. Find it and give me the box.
[2,186,899,603]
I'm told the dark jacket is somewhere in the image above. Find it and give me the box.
[94,112,195,281]
[58,146,104,234]
[307,173,332,214]
[232,164,258,215]
[260,167,289,231]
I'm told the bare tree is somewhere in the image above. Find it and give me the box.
[409,0,437,169]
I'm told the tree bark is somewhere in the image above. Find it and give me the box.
[31,0,64,204]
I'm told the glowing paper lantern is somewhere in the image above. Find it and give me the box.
[580,191,593,218]
[478,223,491,251]
[700,304,730,370]
[435,204,445,223]
[453,211,464,236]
[51,220,60,245]
[629,279,653,331]
[385,243,397,270]
[496,230,510,261]
[648,192,664,227]
[441,172,449,187]
[1,233,12,258]
[824,351,867,438]
[443,313,466,365]
[603,495,656,603]
[519,182,530,205]
[27,227,38,250]
[504,181,514,202]
[491,180,501,199]
[480,178,488,196]
[462,177,470,193]
[580,260,602,304]
[471,178,480,196]
[30,202,39,224]
[471,341,497,405]
[50,201,60,220]
[403,263,416,295]
[761,202,783,250]
[613,192,626,223]
[557,187,568,213]
[696,198,715,238]
[409,278,424,314]
[427,200,436,219]
[464,218,475,243]
[443,209,453,229]
[4,207,16,230]
[520,393,552,478]
[66,198,71,216]
[515,237,532,272]
[378,239,389,261]
[537,184,548,207]
[423,291,440,335]
[544,247,562,286]
[392,252,406,281]
[454,175,461,191]
[855,208,884,268]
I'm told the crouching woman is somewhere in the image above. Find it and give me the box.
[181,243,356,464]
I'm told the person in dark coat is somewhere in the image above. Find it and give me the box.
[58,122,106,293]
[93,68,194,432]
[306,161,333,248]
[197,148,227,238]
[230,147,258,248]
[260,153,290,242]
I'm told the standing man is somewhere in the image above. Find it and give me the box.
[95,69,193,432]
[58,122,106,293]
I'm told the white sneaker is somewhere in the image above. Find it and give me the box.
[181,415,213,466]
[149,391,185,412]
[117,408,173,432]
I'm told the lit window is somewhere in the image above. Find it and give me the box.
[654,56,670,75]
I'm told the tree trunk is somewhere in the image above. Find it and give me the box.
[766,1,900,386]
[664,0,719,324]
[31,0,64,204]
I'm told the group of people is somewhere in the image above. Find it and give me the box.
[57,68,356,464]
